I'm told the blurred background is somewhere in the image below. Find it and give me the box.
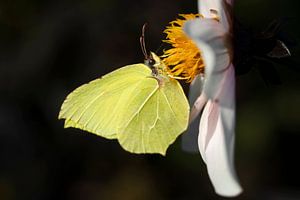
[0,0,299,199]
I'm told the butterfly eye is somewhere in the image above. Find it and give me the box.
[148,58,156,66]
[144,57,156,67]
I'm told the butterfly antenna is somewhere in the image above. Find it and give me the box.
[140,23,156,70]
[140,23,149,60]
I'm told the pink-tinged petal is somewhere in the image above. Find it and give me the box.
[184,18,230,101]
[188,76,207,124]
[198,100,218,162]
[182,75,204,153]
[189,93,207,124]
[203,104,242,197]
[198,65,242,197]
[198,0,232,32]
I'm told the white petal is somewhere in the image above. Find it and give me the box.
[198,0,233,32]
[198,65,242,197]
[184,18,231,102]
[181,75,204,153]
[203,104,242,197]
[198,0,221,18]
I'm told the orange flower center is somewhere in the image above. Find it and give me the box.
[161,14,205,82]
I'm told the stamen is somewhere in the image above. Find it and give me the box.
[161,14,205,82]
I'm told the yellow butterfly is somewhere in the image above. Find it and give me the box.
[59,28,189,156]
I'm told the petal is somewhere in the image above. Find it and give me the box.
[188,76,206,123]
[184,18,231,102]
[198,0,233,32]
[198,65,242,197]
[198,0,221,18]
[198,100,218,163]
[189,92,207,124]
[181,75,204,153]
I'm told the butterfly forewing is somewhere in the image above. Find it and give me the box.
[59,64,152,139]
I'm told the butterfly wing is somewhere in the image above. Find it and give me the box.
[59,64,189,155]
[59,64,152,139]
[118,77,189,155]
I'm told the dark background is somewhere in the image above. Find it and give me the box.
[0,0,299,199]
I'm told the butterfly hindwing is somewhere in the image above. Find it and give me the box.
[118,77,189,155]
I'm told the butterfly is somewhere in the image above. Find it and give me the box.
[58,26,190,155]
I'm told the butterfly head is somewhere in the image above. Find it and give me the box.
[145,52,166,77]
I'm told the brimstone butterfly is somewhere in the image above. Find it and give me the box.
[58,50,189,155]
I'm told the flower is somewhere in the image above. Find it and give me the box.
[162,0,242,197]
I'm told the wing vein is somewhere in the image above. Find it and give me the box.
[121,84,159,132]
[161,91,183,128]
[67,91,105,122]
[154,92,164,153]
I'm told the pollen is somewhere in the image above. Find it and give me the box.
[162,14,205,82]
